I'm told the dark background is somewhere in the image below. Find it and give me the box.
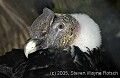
[0,0,120,68]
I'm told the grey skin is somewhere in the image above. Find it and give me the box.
[24,8,80,58]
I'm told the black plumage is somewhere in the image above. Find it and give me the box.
[0,46,119,78]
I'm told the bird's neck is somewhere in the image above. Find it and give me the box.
[70,14,102,53]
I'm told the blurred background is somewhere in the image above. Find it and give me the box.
[0,0,120,68]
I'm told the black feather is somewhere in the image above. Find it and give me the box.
[0,47,119,78]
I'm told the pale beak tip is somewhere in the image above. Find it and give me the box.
[24,39,37,58]
[25,52,28,58]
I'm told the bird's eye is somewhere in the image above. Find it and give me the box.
[58,24,64,29]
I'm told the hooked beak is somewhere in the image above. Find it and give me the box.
[24,39,41,58]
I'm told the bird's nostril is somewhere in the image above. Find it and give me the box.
[42,31,47,36]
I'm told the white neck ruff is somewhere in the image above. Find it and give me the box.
[70,14,102,52]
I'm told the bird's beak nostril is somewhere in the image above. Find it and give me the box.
[42,31,47,36]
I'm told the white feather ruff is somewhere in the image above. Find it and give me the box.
[71,14,102,53]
